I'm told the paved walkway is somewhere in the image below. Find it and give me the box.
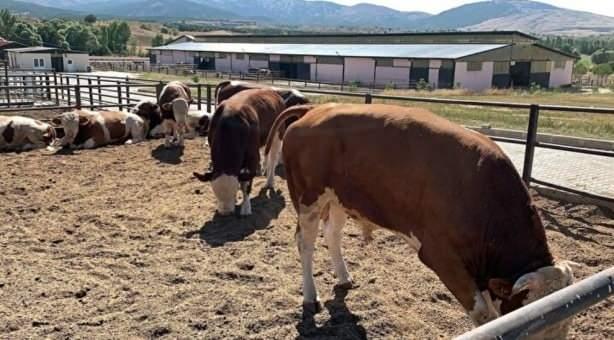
[497,142,614,199]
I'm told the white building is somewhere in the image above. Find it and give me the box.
[149,31,577,91]
[6,47,90,72]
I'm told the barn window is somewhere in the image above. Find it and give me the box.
[249,55,268,61]
[467,61,483,72]
[554,60,566,69]
[67,59,73,65]
[411,60,429,69]
[33,58,39,67]
[317,56,344,65]
[33,58,45,68]
[217,53,227,59]
[235,53,245,60]
[493,61,510,74]
[376,58,394,67]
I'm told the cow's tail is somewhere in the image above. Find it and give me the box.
[263,104,315,188]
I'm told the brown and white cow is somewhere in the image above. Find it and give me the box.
[132,81,194,147]
[0,115,55,152]
[215,80,309,108]
[149,110,212,139]
[193,88,285,216]
[51,109,146,149]
[264,103,577,338]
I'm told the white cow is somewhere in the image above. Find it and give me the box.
[0,115,56,152]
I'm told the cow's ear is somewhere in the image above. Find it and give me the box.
[51,116,62,126]
[488,278,514,300]
[161,103,172,111]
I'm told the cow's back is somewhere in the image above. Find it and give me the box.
[283,104,550,283]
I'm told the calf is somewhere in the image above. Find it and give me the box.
[51,109,146,149]
[0,115,55,152]
[149,110,211,139]
[193,88,285,216]
[266,103,577,339]
[215,80,309,108]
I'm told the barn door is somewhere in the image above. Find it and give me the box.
[51,56,63,72]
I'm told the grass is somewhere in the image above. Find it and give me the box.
[128,71,614,140]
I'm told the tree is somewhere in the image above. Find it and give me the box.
[38,22,69,49]
[63,23,100,53]
[574,60,590,75]
[0,9,17,39]
[152,34,164,47]
[593,63,613,76]
[84,14,97,24]
[591,49,614,65]
[13,23,42,46]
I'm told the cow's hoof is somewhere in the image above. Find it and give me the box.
[302,300,323,314]
[335,280,359,291]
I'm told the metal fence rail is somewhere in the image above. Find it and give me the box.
[454,267,614,340]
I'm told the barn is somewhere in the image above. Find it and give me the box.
[148,31,577,91]
[5,46,90,72]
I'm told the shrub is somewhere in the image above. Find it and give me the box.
[191,75,200,83]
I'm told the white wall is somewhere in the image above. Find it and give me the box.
[429,60,442,89]
[64,54,89,72]
[316,64,343,83]
[375,67,410,86]
[159,51,174,64]
[248,59,269,69]
[454,61,494,91]
[549,60,573,88]
[216,53,231,72]
[344,57,375,85]
[13,53,51,70]
[231,54,250,73]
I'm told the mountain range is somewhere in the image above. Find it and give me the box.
[4,0,614,36]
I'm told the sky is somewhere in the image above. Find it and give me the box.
[321,0,614,17]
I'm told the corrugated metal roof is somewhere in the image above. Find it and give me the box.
[4,46,88,54]
[150,42,509,59]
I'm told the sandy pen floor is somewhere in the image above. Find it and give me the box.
[0,139,612,339]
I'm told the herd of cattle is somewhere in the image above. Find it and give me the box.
[0,79,580,338]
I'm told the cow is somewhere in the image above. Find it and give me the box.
[132,81,194,147]
[50,109,146,149]
[264,103,577,339]
[0,115,56,152]
[193,88,285,216]
[215,80,309,108]
[149,110,212,139]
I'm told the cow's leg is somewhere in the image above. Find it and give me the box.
[239,179,252,216]
[323,204,354,288]
[163,120,174,148]
[296,205,322,313]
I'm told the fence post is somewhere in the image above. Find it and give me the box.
[197,84,202,110]
[206,84,212,113]
[522,104,540,185]
[45,75,51,100]
[75,85,82,109]
[117,83,123,110]
[4,64,10,106]
[365,93,372,104]
[88,78,94,109]
[53,72,59,105]
[66,76,71,106]
[125,77,130,104]
[97,76,102,104]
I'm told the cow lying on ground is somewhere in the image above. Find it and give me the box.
[149,110,211,139]
[0,115,55,152]
[51,110,146,149]
[193,88,285,216]
[215,80,309,108]
[132,81,194,147]
[264,103,577,338]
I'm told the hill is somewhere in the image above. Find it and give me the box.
[10,0,614,35]
[0,0,82,18]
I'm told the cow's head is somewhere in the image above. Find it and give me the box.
[42,126,56,146]
[132,101,162,136]
[197,113,211,136]
[278,89,309,108]
[50,111,82,147]
[486,261,578,338]
[194,171,240,216]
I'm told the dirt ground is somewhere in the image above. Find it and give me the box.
[0,139,612,340]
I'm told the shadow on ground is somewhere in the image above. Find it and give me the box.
[151,144,184,164]
[191,188,286,247]
[296,286,367,340]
